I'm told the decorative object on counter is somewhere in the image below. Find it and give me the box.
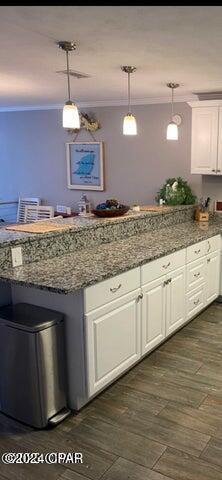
[156,177,197,205]
[56,205,71,215]
[55,205,78,218]
[121,66,137,135]
[159,198,166,206]
[66,142,104,191]
[78,194,92,216]
[93,199,130,217]
[57,41,80,130]
[166,83,181,140]
[214,200,222,213]
[132,204,140,212]
[195,197,210,222]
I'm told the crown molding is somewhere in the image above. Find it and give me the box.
[0,94,197,112]
[188,99,222,107]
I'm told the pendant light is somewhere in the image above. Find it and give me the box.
[166,83,179,140]
[121,66,137,135]
[58,41,80,129]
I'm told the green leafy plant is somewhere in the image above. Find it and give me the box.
[156,177,197,206]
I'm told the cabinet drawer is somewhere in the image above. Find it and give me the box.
[84,267,140,312]
[141,249,186,286]
[205,235,220,254]
[186,240,206,263]
[186,257,206,292]
[186,284,206,320]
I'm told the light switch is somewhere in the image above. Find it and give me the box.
[11,246,23,267]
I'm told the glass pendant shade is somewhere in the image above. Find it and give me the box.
[166,121,178,140]
[123,113,137,135]
[63,101,80,129]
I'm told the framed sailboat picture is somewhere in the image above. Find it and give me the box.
[66,142,104,191]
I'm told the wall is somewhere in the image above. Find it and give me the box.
[202,176,222,209]
[0,102,201,210]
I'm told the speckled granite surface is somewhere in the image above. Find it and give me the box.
[0,220,221,295]
[0,206,195,270]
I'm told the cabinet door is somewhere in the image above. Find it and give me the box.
[206,250,220,305]
[166,266,186,336]
[141,277,166,355]
[191,107,218,174]
[216,107,222,174]
[85,289,141,396]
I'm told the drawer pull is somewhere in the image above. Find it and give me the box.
[207,258,211,263]
[194,298,200,306]
[110,283,122,293]
[207,241,211,253]
[194,272,200,278]
[162,262,171,269]
[137,293,143,302]
[194,249,201,254]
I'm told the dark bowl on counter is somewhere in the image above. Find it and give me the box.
[92,205,130,218]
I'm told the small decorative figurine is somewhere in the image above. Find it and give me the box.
[78,194,91,216]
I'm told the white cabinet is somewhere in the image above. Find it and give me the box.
[206,250,220,305]
[141,277,166,355]
[191,106,218,175]
[142,265,186,354]
[85,289,141,396]
[166,266,186,336]
[190,102,222,175]
[84,234,221,400]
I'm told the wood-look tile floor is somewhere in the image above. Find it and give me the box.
[1,302,222,480]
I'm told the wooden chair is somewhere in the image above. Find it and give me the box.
[17,197,41,223]
[24,205,54,223]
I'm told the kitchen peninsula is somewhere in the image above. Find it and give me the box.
[0,205,222,411]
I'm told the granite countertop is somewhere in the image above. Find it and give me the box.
[0,205,195,248]
[0,220,221,295]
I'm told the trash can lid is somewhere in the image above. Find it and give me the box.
[0,303,64,332]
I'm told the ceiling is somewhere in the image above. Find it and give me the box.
[1,6,222,110]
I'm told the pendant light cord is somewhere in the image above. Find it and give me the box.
[171,87,174,119]
[66,50,71,102]
[128,71,131,114]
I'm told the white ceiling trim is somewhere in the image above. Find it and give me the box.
[0,94,198,112]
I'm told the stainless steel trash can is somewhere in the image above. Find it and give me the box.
[0,303,70,428]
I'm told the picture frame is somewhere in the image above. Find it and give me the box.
[66,141,104,191]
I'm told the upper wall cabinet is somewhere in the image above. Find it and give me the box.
[189,101,222,175]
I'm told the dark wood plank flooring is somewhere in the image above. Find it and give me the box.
[1,302,222,479]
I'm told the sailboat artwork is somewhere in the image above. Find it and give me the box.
[67,142,104,191]
[74,150,95,175]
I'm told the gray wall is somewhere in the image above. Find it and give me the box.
[0,103,202,210]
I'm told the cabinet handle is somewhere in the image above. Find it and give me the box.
[110,283,122,293]
[212,169,216,172]
[137,293,143,302]
[167,278,172,284]
[194,272,200,278]
[207,258,211,263]
[194,298,200,306]
[194,249,201,254]
[218,169,221,173]
[162,262,171,269]
[207,241,211,253]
